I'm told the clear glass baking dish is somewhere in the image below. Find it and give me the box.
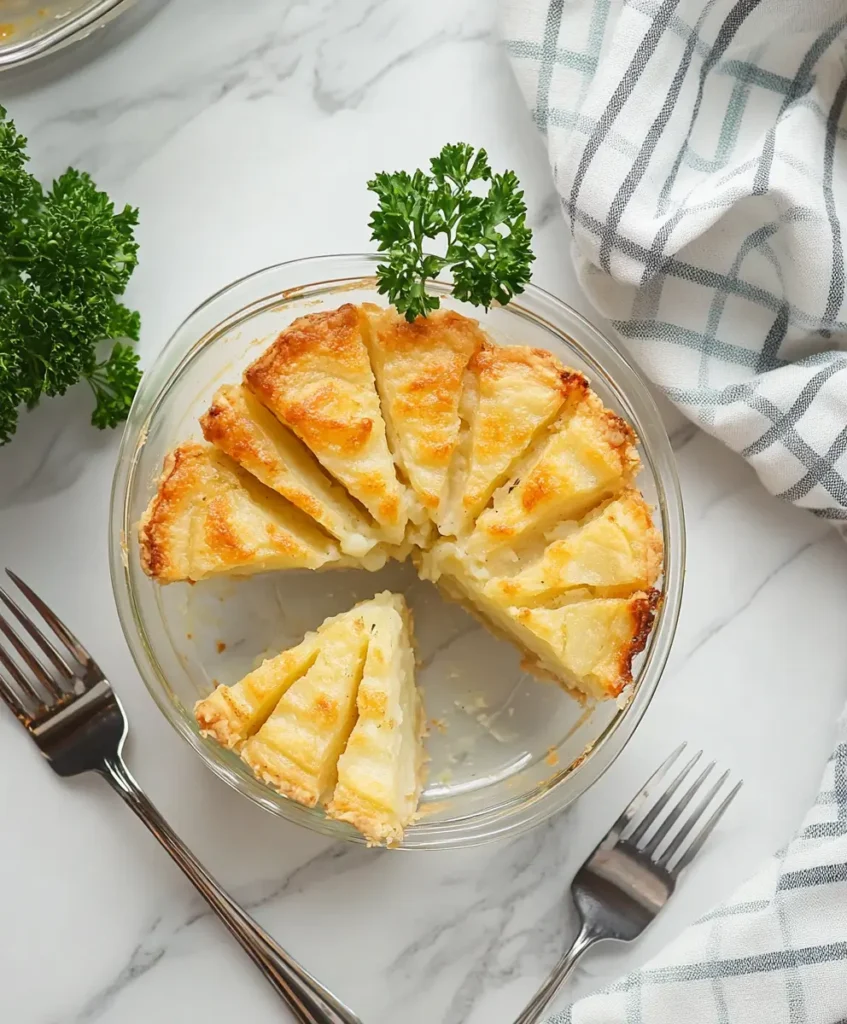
[109,254,685,849]
[0,0,134,70]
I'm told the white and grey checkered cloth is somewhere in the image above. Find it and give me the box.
[500,0,847,1018]
[502,0,847,524]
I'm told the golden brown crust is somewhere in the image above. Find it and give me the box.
[326,790,407,847]
[621,588,661,687]
[519,398,637,515]
[438,344,587,536]
[237,608,376,807]
[201,387,326,519]
[623,493,664,590]
[470,345,588,461]
[195,684,247,749]
[470,388,642,552]
[246,307,375,457]
[139,442,341,583]
[325,593,424,845]
[242,742,323,807]
[422,535,662,699]
[362,304,484,512]
[485,489,663,605]
[139,442,207,582]
[470,342,585,397]
[201,389,266,473]
[509,589,660,698]
[244,305,408,540]
[200,383,384,563]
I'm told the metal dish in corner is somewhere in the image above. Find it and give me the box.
[0,0,136,70]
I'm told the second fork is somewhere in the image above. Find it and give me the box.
[515,743,741,1023]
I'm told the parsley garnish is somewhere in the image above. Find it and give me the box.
[367,143,534,322]
[0,105,141,444]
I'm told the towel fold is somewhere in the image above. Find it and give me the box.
[502,0,847,525]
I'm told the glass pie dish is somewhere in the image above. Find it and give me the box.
[109,254,685,849]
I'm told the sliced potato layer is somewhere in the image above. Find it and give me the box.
[440,343,581,537]
[469,391,640,556]
[245,305,410,544]
[139,442,343,583]
[362,304,483,518]
[241,612,371,807]
[201,384,384,564]
[484,491,662,605]
[327,593,424,846]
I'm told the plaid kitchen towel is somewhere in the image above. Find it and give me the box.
[545,715,847,1023]
[502,0,847,523]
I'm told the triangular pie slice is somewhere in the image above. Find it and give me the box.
[240,597,382,807]
[244,305,410,544]
[440,344,582,537]
[484,491,662,606]
[418,542,657,700]
[467,391,640,558]
[200,384,385,566]
[361,304,483,519]
[326,593,425,846]
[504,593,658,700]
[195,628,324,750]
[139,442,344,583]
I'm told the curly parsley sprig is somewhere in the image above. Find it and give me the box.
[0,105,141,444]
[367,143,535,322]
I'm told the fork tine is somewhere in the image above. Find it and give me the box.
[670,779,743,874]
[657,769,729,868]
[627,750,702,847]
[642,761,716,858]
[608,743,687,837]
[0,642,44,708]
[0,586,74,683]
[0,669,33,722]
[0,611,64,702]
[6,570,92,669]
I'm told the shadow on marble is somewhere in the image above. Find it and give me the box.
[0,384,119,509]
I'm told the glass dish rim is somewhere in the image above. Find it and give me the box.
[108,253,686,850]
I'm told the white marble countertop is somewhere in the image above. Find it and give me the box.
[1,2,846,1022]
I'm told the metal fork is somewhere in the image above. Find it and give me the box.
[516,743,742,1023]
[0,570,361,1024]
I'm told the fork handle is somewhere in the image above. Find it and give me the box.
[514,921,600,1024]
[99,756,362,1024]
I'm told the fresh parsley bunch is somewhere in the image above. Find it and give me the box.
[367,143,534,322]
[0,105,141,445]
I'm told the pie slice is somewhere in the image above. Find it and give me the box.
[440,344,582,537]
[505,593,658,700]
[468,391,640,557]
[326,593,425,846]
[195,629,324,750]
[245,305,410,544]
[240,598,380,807]
[200,384,385,566]
[419,539,657,699]
[361,304,483,518]
[139,442,344,583]
[484,491,662,606]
